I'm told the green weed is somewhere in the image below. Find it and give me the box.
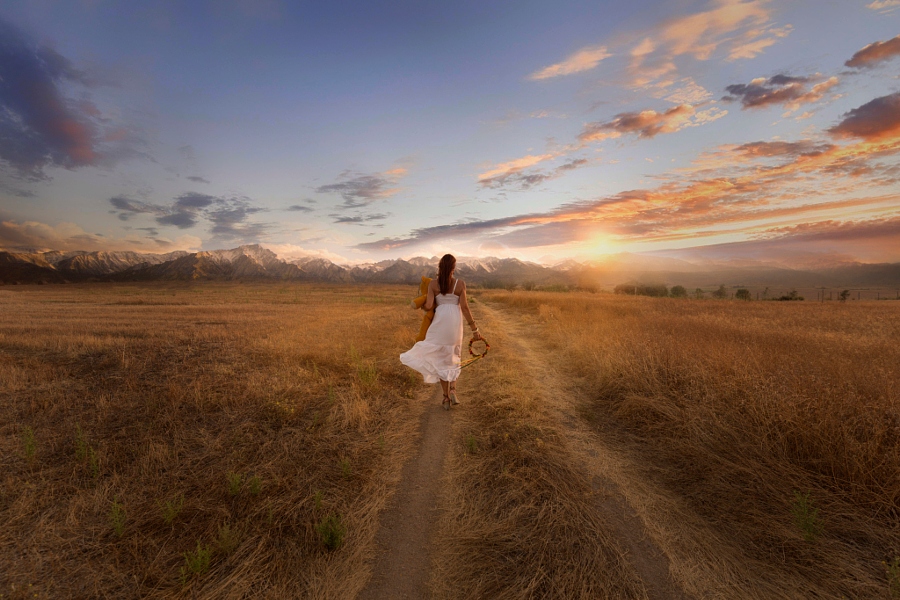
[316,514,345,550]
[886,556,900,599]
[21,427,36,462]
[465,434,478,454]
[180,541,212,584]
[791,491,823,541]
[157,493,184,526]
[339,458,352,479]
[247,475,262,496]
[227,471,243,496]
[314,490,323,511]
[216,522,240,555]
[88,447,100,478]
[357,361,378,388]
[109,498,126,537]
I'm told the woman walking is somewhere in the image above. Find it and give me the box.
[400,254,483,409]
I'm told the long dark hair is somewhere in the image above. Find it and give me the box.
[438,254,456,295]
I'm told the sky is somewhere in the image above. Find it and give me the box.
[0,0,899,266]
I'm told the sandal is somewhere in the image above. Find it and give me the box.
[449,385,460,405]
[442,395,451,410]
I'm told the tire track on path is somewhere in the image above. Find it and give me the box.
[479,301,691,600]
[358,387,449,600]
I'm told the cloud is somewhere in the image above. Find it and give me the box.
[828,92,900,141]
[0,216,201,253]
[108,192,270,241]
[186,175,210,184]
[286,204,314,212]
[477,153,555,182]
[723,74,839,112]
[625,0,786,88]
[528,46,611,80]
[358,114,900,257]
[732,140,836,159]
[315,168,406,209]
[477,155,589,190]
[845,35,900,69]
[0,18,143,179]
[578,103,726,142]
[866,0,900,12]
[330,213,389,224]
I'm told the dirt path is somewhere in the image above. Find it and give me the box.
[358,387,451,600]
[478,302,691,600]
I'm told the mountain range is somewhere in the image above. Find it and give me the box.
[1,244,898,290]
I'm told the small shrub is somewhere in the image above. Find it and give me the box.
[670,285,687,298]
[693,288,704,299]
[157,493,185,526]
[21,426,36,461]
[227,471,243,496]
[180,541,212,584]
[735,288,751,301]
[357,361,378,389]
[791,491,823,541]
[216,522,240,555]
[886,556,900,599]
[711,284,728,299]
[247,475,262,496]
[465,434,478,454]
[316,514,345,550]
[88,447,100,478]
[839,289,851,303]
[109,498,126,537]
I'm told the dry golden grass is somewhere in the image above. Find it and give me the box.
[480,290,900,598]
[0,283,424,599]
[430,297,649,599]
[5,282,900,599]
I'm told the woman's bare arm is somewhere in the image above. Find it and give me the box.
[458,282,483,339]
[424,280,437,311]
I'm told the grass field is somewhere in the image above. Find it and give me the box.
[2,283,899,599]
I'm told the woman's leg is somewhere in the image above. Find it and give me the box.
[440,379,451,409]
[449,377,459,404]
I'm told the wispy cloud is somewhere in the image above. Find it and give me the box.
[866,0,900,13]
[478,158,589,190]
[315,168,406,209]
[187,175,210,184]
[109,192,270,242]
[845,34,900,69]
[579,103,726,142]
[528,46,611,80]
[723,74,839,113]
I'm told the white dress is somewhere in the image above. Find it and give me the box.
[400,279,464,383]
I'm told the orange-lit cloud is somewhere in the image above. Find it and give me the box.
[528,46,611,80]
[829,92,900,141]
[723,74,839,113]
[478,158,589,190]
[578,103,726,143]
[363,91,900,258]
[846,34,900,68]
[866,0,900,12]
